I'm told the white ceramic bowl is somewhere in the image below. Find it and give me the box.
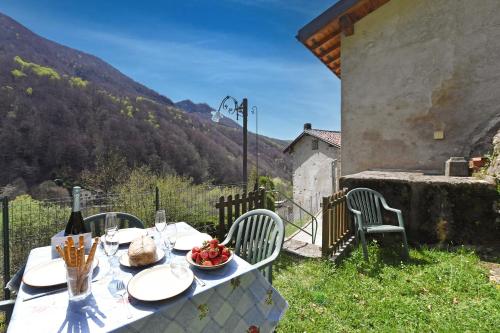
[185,249,233,270]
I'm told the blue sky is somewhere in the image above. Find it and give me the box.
[0,0,340,140]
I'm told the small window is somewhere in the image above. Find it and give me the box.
[312,139,319,150]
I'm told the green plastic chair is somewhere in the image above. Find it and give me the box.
[84,212,145,237]
[346,188,409,260]
[221,209,284,284]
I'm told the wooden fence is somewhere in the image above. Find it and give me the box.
[321,188,353,258]
[215,188,266,240]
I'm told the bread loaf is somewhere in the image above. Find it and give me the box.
[128,236,157,266]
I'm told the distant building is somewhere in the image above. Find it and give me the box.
[297,0,500,175]
[284,123,341,217]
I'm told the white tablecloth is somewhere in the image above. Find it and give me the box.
[7,223,288,332]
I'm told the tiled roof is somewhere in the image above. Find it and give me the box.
[305,129,341,147]
[283,128,341,153]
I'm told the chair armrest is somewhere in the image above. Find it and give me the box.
[380,199,405,228]
[349,209,364,231]
[251,251,279,271]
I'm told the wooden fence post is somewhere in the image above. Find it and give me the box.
[322,196,330,257]
[217,196,225,240]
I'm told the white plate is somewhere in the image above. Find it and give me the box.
[174,233,212,251]
[23,257,99,288]
[185,250,233,270]
[119,249,165,268]
[127,264,194,301]
[100,228,148,245]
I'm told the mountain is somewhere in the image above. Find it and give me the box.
[0,13,291,188]
[175,99,240,129]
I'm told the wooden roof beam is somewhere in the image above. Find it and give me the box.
[339,14,354,36]
[316,41,341,57]
[309,29,341,50]
[324,54,340,65]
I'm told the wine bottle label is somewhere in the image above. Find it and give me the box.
[72,186,81,212]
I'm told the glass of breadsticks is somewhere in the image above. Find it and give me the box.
[56,236,99,301]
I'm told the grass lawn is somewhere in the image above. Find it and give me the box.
[273,242,500,332]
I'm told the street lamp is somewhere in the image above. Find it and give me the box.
[212,96,258,191]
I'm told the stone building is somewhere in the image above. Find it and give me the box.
[284,123,341,217]
[297,0,500,175]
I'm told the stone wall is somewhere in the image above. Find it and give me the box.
[340,171,499,245]
[341,0,500,175]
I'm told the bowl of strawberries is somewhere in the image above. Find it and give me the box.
[186,238,232,270]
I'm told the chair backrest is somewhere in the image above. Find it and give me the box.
[346,188,384,226]
[84,212,145,236]
[223,209,284,267]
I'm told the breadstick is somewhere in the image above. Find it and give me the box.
[79,235,84,249]
[56,245,65,260]
[67,236,74,248]
[69,245,76,267]
[84,238,99,272]
[64,245,70,265]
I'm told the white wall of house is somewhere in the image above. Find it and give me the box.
[290,135,340,219]
[341,0,500,175]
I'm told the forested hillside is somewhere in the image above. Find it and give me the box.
[0,13,291,189]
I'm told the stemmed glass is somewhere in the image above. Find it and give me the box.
[105,212,118,235]
[104,213,119,279]
[164,222,177,263]
[155,210,167,248]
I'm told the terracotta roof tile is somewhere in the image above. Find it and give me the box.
[283,128,341,153]
[305,129,341,147]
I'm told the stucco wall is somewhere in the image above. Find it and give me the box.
[341,0,500,175]
[291,135,340,218]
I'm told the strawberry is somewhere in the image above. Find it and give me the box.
[218,244,225,252]
[208,249,218,259]
[192,252,199,261]
[222,248,231,257]
[192,246,200,253]
[195,255,202,264]
[212,257,221,265]
[209,238,219,246]
[203,260,213,266]
[200,250,209,260]
[221,254,229,263]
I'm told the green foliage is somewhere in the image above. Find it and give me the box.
[11,69,26,78]
[147,111,159,128]
[136,96,159,105]
[112,167,242,231]
[0,194,70,271]
[14,55,60,80]
[26,87,33,95]
[274,244,500,332]
[69,76,88,88]
[80,150,130,193]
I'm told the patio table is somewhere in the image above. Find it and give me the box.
[7,222,288,332]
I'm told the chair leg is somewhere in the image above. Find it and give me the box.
[359,231,369,261]
[401,231,410,260]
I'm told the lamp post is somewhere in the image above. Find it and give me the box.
[212,96,256,191]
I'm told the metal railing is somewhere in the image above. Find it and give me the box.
[271,190,318,244]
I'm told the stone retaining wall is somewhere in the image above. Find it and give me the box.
[340,171,499,245]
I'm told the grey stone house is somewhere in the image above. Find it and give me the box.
[284,123,341,217]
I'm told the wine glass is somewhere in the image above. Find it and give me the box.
[105,212,118,235]
[155,210,167,248]
[164,223,177,263]
[103,231,119,279]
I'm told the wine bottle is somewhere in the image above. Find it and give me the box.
[64,186,87,235]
